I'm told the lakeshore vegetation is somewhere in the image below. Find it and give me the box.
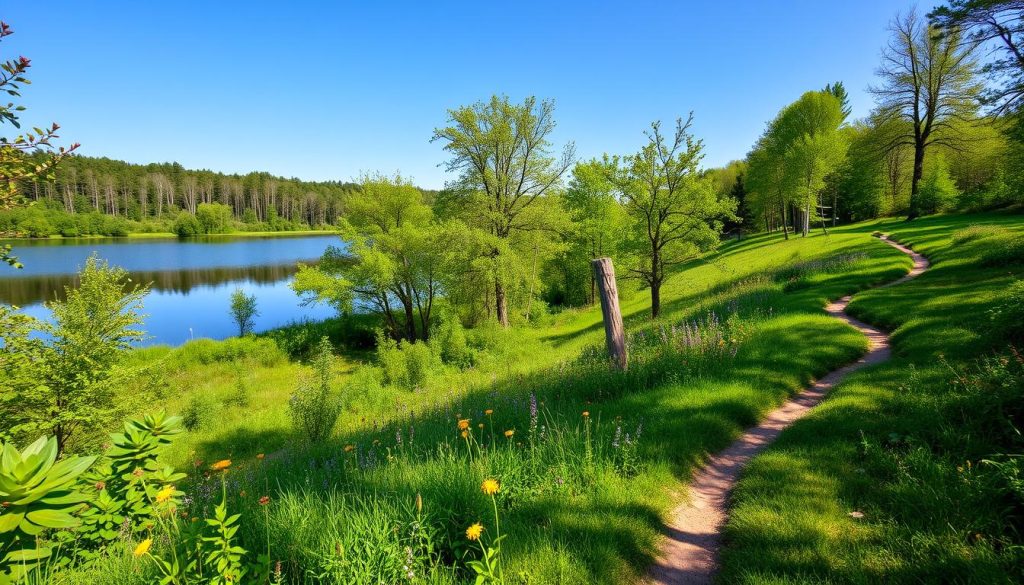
[1,2,1024,584]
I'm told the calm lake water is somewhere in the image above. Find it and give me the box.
[0,234,341,346]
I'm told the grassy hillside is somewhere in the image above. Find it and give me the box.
[49,212,1022,584]
[720,212,1024,584]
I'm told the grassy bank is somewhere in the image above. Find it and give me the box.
[720,211,1024,584]
[44,219,917,584]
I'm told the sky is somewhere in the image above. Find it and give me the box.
[6,1,921,189]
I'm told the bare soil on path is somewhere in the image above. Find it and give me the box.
[644,236,929,585]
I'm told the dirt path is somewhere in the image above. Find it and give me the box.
[645,236,929,585]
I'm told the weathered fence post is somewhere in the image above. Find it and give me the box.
[591,257,627,370]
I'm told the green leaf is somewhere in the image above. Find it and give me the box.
[26,508,79,529]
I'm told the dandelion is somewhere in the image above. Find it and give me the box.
[133,538,152,557]
[256,453,265,460]
[461,430,468,439]
[582,411,590,418]
[344,444,355,453]
[481,479,500,495]
[478,423,485,429]
[458,419,471,431]
[155,485,175,504]
[211,459,232,471]
[258,495,271,506]
[504,429,514,438]
[485,409,493,415]
[465,522,484,541]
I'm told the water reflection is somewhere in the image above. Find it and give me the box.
[0,234,340,346]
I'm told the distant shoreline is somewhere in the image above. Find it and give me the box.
[0,229,339,243]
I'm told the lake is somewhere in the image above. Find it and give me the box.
[0,234,341,346]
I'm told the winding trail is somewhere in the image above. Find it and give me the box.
[645,235,929,585]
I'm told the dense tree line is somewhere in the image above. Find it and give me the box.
[14,155,364,229]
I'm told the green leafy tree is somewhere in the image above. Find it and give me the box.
[196,202,233,234]
[918,154,961,212]
[871,9,982,219]
[293,173,457,341]
[609,115,735,318]
[0,256,148,454]
[229,288,259,336]
[432,95,575,327]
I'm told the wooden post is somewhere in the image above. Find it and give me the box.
[591,257,627,370]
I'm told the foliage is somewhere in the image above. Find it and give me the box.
[288,337,343,443]
[377,332,439,390]
[0,255,148,454]
[917,155,961,213]
[0,436,95,584]
[990,280,1024,340]
[229,289,259,336]
[433,95,575,327]
[172,213,202,237]
[607,115,735,317]
[195,203,233,234]
[0,20,78,266]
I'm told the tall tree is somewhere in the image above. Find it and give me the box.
[870,10,982,219]
[432,95,575,327]
[930,1,1024,118]
[609,115,735,318]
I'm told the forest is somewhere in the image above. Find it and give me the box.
[1,2,1024,585]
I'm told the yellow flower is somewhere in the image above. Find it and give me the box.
[481,479,500,496]
[256,453,265,460]
[465,522,484,541]
[460,430,468,439]
[582,411,590,418]
[485,409,493,415]
[504,429,514,438]
[155,485,175,504]
[134,538,152,557]
[344,444,355,453]
[478,423,485,429]
[211,459,232,471]
[458,419,471,431]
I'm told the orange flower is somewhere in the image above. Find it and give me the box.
[460,430,468,439]
[504,429,514,438]
[481,479,500,496]
[582,411,590,418]
[256,453,265,460]
[211,459,232,471]
[485,409,493,415]
[457,419,471,431]
[259,495,271,506]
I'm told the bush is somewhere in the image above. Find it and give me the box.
[431,312,470,367]
[173,213,203,237]
[181,392,220,431]
[918,156,960,214]
[196,203,233,234]
[172,337,285,368]
[377,333,439,389]
[289,337,343,443]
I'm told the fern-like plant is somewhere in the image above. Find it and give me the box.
[0,436,95,584]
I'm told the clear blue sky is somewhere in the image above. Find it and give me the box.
[7,1,919,189]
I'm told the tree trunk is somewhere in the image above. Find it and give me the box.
[651,279,661,319]
[781,202,789,240]
[908,141,925,220]
[495,279,509,327]
[592,257,628,370]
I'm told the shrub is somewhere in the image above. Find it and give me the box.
[918,156,960,214]
[289,337,343,443]
[431,312,470,367]
[227,372,251,407]
[377,333,438,389]
[172,336,285,368]
[182,392,220,431]
[173,212,202,237]
[196,202,233,234]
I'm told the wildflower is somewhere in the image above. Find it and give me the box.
[458,419,471,431]
[416,492,423,514]
[461,430,468,439]
[465,522,484,541]
[132,468,145,477]
[344,444,355,453]
[240,490,246,498]
[94,481,106,491]
[259,495,271,506]
[504,429,514,438]
[485,409,493,415]
[481,479,500,495]
[211,459,232,471]
[133,538,152,557]
[256,453,265,460]
[155,485,175,504]
[582,411,590,418]
[478,423,485,429]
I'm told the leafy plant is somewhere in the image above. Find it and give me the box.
[289,336,343,443]
[0,436,95,584]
